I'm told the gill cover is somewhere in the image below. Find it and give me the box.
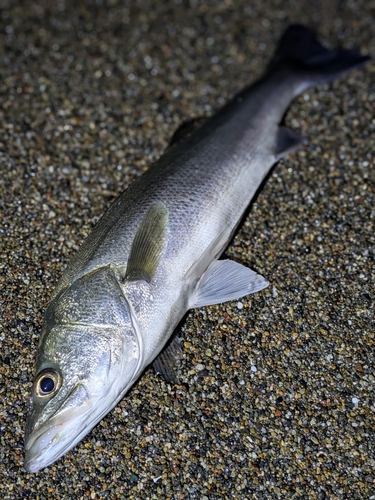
[25,203,171,471]
[25,266,140,471]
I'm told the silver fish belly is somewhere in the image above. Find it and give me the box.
[24,25,369,472]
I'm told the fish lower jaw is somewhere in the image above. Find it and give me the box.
[24,415,94,473]
[24,386,129,472]
[24,401,94,473]
[24,373,140,472]
[25,427,67,473]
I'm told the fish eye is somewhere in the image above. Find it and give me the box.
[33,369,62,398]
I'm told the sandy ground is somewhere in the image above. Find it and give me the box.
[1,0,374,498]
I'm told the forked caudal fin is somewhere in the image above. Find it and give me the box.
[268,25,371,90]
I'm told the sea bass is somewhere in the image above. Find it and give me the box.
[24,25,369,472]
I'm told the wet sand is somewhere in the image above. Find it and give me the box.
[1,0,374,498]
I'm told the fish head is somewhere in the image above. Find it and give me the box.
[25,307,140,472]
[25,267,143,472]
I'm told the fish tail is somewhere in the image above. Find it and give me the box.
[268,25,370,90]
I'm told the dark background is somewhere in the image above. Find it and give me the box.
[1,0,374,498]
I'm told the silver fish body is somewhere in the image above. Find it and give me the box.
[24,25,369,472]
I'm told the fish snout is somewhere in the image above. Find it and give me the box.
[24,384,92,472]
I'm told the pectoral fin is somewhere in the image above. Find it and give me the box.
[275,126,305,160]
[126,202,169,282]
[190,259,269,309]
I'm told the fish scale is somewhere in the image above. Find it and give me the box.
[53,74,292,293]
[24,25,370,472]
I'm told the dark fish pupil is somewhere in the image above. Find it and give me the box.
[40,377,55,393]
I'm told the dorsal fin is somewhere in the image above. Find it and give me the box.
[168,117,208,148]
[126,202,169,282]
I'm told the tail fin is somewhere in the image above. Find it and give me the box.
[268,25,370,88]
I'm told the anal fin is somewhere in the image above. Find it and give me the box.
[275,126,305,160]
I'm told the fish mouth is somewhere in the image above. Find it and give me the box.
[24,380,128,473]
[24,382,95,473]
[24,400,93,473]
[24,366,139,472]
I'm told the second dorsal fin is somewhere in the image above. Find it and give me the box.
[126,202,169,282]
[168,117,208,148]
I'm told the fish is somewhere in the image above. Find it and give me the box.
[24,25,370,472]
